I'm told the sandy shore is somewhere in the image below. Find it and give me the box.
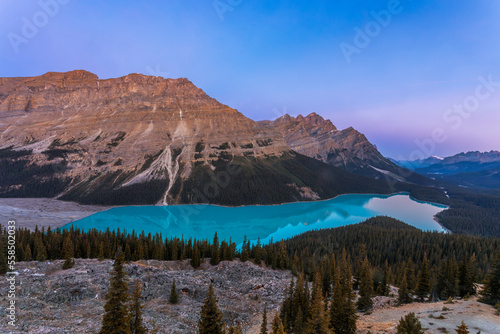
[0,198,112,230]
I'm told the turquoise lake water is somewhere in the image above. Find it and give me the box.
[64,193,447,246]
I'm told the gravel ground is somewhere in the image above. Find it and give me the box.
[0,259,291,333]
[357,293,500,333]
[0,198,112,230]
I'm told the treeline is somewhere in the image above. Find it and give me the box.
[282,216,499,280]
[1,216,498,285]
[435,186,500,237]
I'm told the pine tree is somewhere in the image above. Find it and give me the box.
[291,274,310,324]
[406,260,416,292]
[379,260,390,296]
[211,232,220,266]
[169,279,179,304]
[240,236,249,262]
[99,248,131,334]
[191,242,201,269]
[24,244,33,262]
[396,312,424,334]
[98,241,105,261]
[129,279,146,334]
[62,234,75,270]
[276,242,287,269]
[481,248,500,305]
[415,253,431,302]
[455,320,469,334]
[354,244,367,290]
[305,272,332,334]
[272,312,285,334]
[357,258,374,311]
[330,250,357,334]
[458,256,474,297]
[124,244,132,262]
[260,305,268,334]
[293,307,305,334]
[198,283,224,334]
[34,235,47,261]
[254,238,262,265]
[280,277,294,332]
[398,272,412,304]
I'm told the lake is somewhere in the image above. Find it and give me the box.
[64,193,448,246]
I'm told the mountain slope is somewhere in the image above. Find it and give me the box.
[395,151,500,189]
[0,71,396,205]
[263,113,432,185]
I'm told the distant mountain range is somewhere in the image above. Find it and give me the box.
[393,151,500,189]
[0,70,430,205]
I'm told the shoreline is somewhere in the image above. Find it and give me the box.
[0,191,450,232]
[0,198,112,231]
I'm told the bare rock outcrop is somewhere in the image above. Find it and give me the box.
[0,259,292,333]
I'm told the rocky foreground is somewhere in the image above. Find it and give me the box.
[1,259,500,333]
[0,259,291,333]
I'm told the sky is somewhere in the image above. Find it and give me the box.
[1,0,499,160]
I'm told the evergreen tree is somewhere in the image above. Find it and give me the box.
[398,272,412,305]
[305,272,332,334]
[272,313,285,334]
[357,258,374,311]
[211,232,220,266]
[458,256,474,297]
[455,321,469,334]
[24,244,33,262]
[241,236,249,262]
[129,279,146,334]
[293,307,305,334]
[260,305,268,334]
[415,253,431,302]
[481,248,500,305]
[34,235,47,261]
[280,277,294,332]
[354,244,367,290]
[198,283,224,334]
[405,260,416,292]
[169,279,179,304]
[99,248,130,334]
[396,312,424,334]
[62,234,75,270]
[191,242,201,269]
[330,250,357,334]
[98,241,105,261]
[380,260,390,296]
[276,242,287,269]
[254,238,262,265]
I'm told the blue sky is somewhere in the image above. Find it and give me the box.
[1,0,499,159]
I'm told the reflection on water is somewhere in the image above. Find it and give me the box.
[64,193,447,245]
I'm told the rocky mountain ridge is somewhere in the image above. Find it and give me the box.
[0,70,416,205]
[394,151,500,189]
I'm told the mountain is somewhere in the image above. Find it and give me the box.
[0,70,395,205]
[391,156,444,170]
[394,151,500,189]
[263,113,431,184]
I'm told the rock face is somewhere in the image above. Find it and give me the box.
[0,70,289,204]
[0,259,291,334]
[0,71,401,205]
[263,113,413,180]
